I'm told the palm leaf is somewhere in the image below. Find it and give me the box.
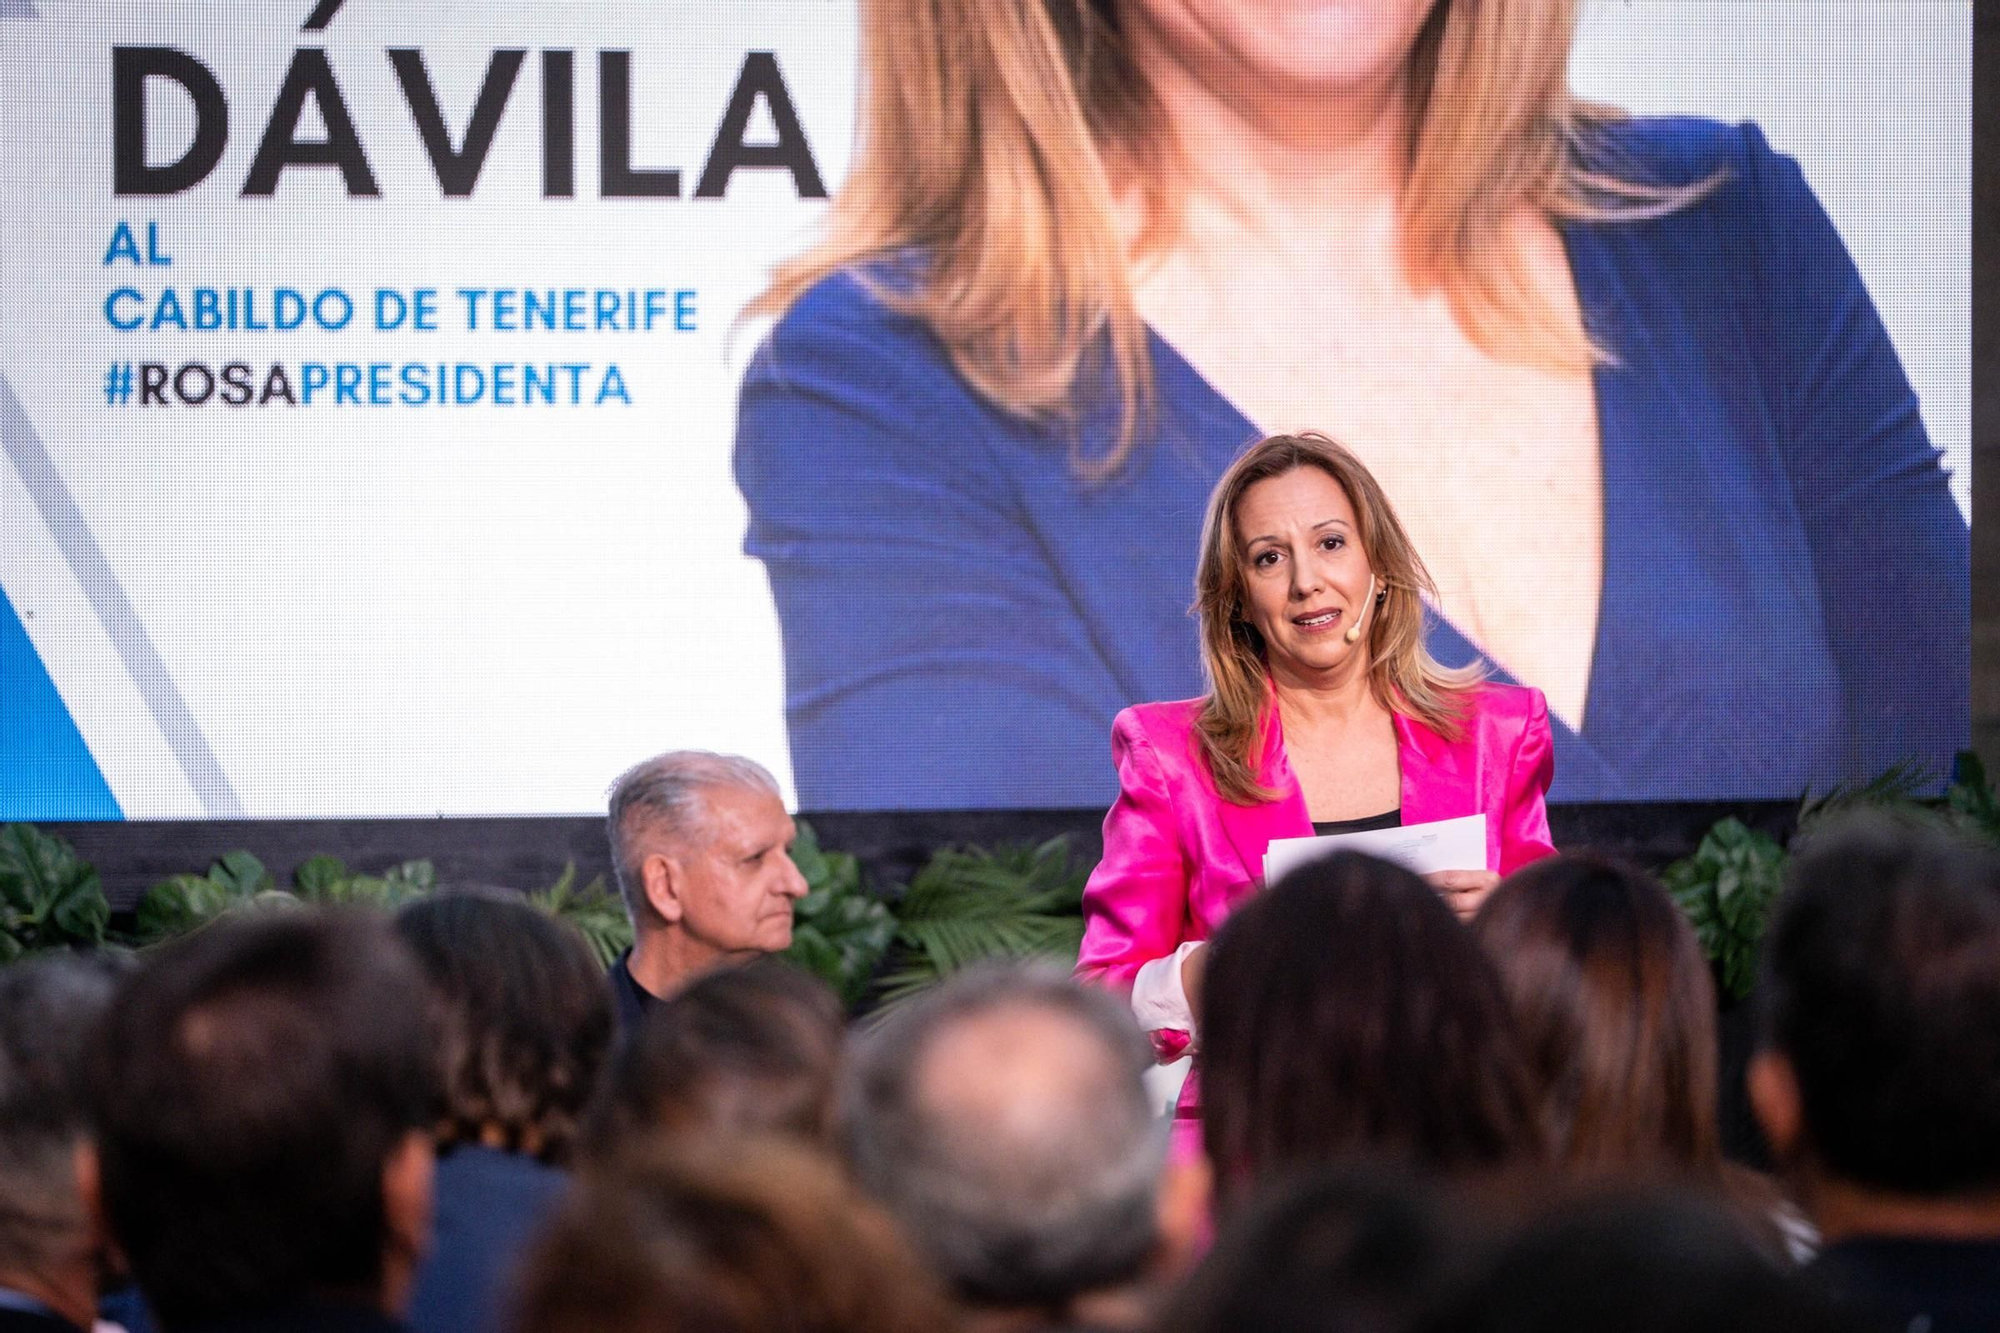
[781,820,895,1008]
[526,863,633,971]
[1797,759,1941,828]
[871,836,1088,1014]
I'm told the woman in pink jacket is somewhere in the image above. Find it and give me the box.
[1076,431,1557,1130]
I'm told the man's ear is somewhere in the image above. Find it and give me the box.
[1748,1049,1804,1162]
[642,850,685,924]
[379,1131,436,1314]
[1153,1152,1212,1281]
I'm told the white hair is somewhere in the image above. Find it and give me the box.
[606,751,780,920]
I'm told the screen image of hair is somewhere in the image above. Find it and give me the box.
[735,0,1968,810]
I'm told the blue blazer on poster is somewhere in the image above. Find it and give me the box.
[735,118,1969,810]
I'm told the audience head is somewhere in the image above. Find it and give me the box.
[88,911,436,1330]
[606,751,808,984]
[1426,1189,1858,1333]
[1473,852,1720,1177]
[0,952,132,1326]
[514,1138,951,1333]
[392,888,614,1166]
[1751,814,2000,1213]
[1159,1167,1457,1333]
[843,963,1200,1313]
[591,958,844,1152]
[1202,854,1544,1211]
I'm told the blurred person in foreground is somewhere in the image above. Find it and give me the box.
[0,955,129,1333]
[1424,1190,1859,1333]
[513,1138,952,1333]
[1200,854,1545,1218]
[1473,852,1797,1256]
[604,751,809,1028]
[1750,816,2000,1332]
[392,892,613,1333]
[588,958,844,1155]
[1156,1168,1460,1333]
[844,964,1209,1332]
[86,912,436,1333]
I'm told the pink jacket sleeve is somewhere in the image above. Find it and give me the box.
[1076,712,1195,1060]
[1497,689,1558,874]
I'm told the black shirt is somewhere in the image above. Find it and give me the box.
[608,948,661,1033]
[1311,809,1402,837]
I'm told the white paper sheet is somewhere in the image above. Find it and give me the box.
[1264,813,1488,884]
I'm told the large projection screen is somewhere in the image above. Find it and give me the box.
[0,1,1971,818]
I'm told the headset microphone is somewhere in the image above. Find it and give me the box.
[1344,575,1377,645]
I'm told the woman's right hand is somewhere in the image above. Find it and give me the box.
[1180,943,1208,1019]
[1426,868,1503,921]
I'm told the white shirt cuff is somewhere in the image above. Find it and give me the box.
[1130,941,1203,1038]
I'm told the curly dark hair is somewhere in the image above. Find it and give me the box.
[394,889,614,1164]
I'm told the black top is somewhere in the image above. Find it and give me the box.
[608,948,660,1033]
[1808,1236,2000,1333]
[1311,809,1403,838]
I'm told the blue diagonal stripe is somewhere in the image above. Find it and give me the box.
[0,373,243,816]
[0,584,121,819]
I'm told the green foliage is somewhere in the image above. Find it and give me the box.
[292,856,437,908]
[782,821,895,1008]
[130,852,444,944]
[1797,759,1940,829]
[528,864,633,970]
[132,850,287,944]
[1666,754,2000,1002]
[1663,818,1787,1003]
[0,824,109,960]
[874,836,1087,1011]
[1945,752,2000,846]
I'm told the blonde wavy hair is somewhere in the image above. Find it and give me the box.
[1194,433,1482,806]
[752,0,1706,471]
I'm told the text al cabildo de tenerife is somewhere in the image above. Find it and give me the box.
[90,2,830,412]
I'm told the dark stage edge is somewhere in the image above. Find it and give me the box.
[45,801,1795,912]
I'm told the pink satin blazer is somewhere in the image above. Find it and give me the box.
[1075,684,1557,1064]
